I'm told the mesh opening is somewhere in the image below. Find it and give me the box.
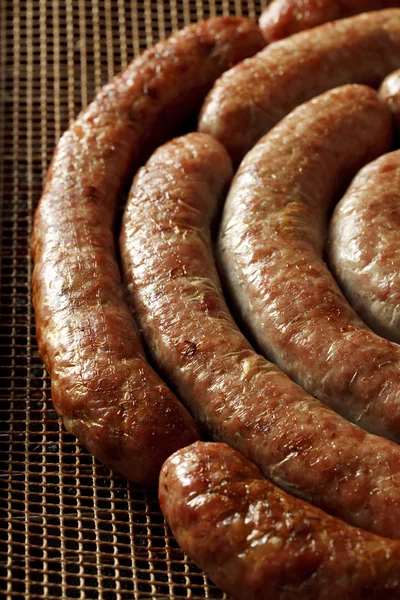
[0,0,267,598]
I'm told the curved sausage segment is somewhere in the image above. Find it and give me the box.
[380,68,400,133]
[160,442,400,600]
[218,85,400,442]
[121,130,400,539]
[31,17,265,484]
[199,9,400,164]
[259,0,400,43]
[329,151,400,343]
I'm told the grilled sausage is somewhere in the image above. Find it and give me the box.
[121,130,400,539]
[380,68,400,133]
[30,17,265,484]
[199,9,400,164]
[217,85,400,444]
[259,0,400,43]
[160,441,400,600]
[328,151,400,343]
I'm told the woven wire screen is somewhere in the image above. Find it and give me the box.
[0,0,268,598]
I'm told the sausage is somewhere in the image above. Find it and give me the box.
[30,17,265,484]
[379,68,400,133]
[159,441,400,600]
[121,130,400,539]
[198,9,400,164]
[217,85,400,444]
[328,151,400,343]
[259,0,400,43]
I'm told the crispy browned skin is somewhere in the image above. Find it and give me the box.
[160,442,400,600]
[121,130,400,539]
[218,85,400,444]
[259,0,400,42]
[31,17,265,484]
[199,9,400,164]
[380,68,400,133]
[329,151,400,343]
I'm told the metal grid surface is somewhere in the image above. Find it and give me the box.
[0,0,267,598]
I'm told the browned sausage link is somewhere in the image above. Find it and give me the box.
[259,0,400,43]
[218,85,400,441]
[160,442,400,600]
[199,9,400,164]
[379,68,400,133]
[31,17,265,485]
[328,150,400,343]
[121,130,400,539]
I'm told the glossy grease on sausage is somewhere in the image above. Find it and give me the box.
[259,0,400,42]
[199,9,400,163]
[218,85,400,443]
[31,17,265,484]
[329,150,400,343]
[121,130,400,539]
[160,442,400,600]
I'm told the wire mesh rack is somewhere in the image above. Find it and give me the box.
[0,0,268,598]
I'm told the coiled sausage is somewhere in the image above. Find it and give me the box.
[218,85,400,443]
[199,9,400,163]
[380,68,400,133]
[31,17,264,484]
[121,129,400,539]
[160,442,400,600]
[329,150,400,343]
[259,0,400,42]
